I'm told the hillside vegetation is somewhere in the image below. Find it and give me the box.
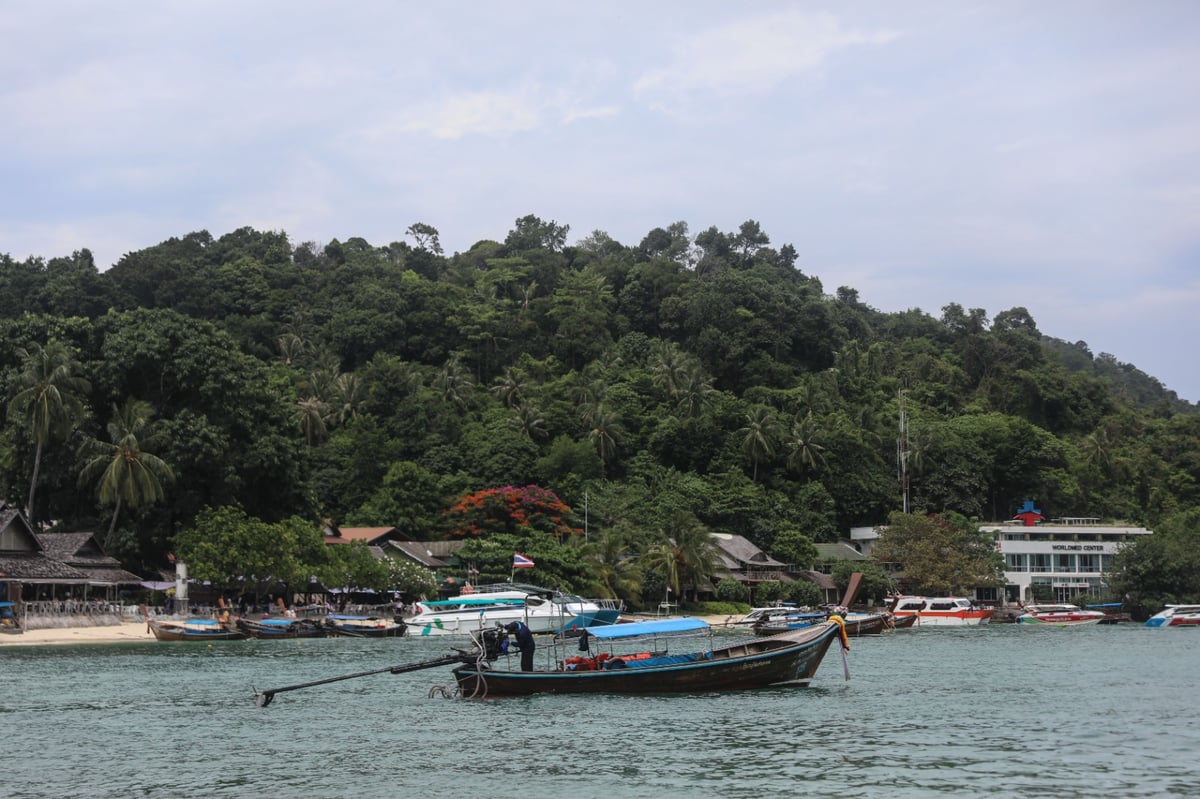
[2,218,1196,596]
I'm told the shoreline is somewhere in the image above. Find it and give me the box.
[0,620,155,646]
[0,614,739,647]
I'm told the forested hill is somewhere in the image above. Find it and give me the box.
[2,218,1197,573]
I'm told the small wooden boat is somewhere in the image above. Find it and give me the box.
[324,614,406,638]
[236,616,329,639]
[452,617,849,697]
[146,616,246,642]
[755,611,893,637]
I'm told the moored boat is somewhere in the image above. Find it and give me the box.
[236,616,329,639]
[1016,604,1106,627]
[1145,605,1200,628]
[146,616,246,641]
[405,584,597,637]
[889,596,993,626]
[754,610,894,637]
[324,614,406,637]
[451,617,850,698]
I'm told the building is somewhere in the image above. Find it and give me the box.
[980,513,1151,603]
[850,501,1152,604]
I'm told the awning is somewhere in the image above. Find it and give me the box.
[583,617,709,640]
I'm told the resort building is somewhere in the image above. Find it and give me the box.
[979,512,1152,604]
[850,501,1153,605]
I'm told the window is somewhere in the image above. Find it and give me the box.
[1055,554,1075,573]
[1005,553,1027,572]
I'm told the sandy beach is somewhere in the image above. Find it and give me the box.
[0,614,739,647]
[0,620,155,646]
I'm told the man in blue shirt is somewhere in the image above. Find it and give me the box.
[505,621,535,671]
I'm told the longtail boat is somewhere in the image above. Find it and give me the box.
[452,617,849,698]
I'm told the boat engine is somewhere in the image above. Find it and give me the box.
[480,627,506,661]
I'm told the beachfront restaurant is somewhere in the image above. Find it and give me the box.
[0,504,144,630]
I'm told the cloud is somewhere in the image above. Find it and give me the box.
[633,10,899,108]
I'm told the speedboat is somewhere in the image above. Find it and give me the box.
[1145,605,1200,628]
[1016,604,1106,627]
[474,583,623,630]
[406,590,583,637]
[889,596,993,626]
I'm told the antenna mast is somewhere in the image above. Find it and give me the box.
[898,388,909,513]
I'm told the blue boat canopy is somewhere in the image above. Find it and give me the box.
[583,617,709,640]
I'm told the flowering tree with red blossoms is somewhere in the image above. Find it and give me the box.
[444,485,581,540]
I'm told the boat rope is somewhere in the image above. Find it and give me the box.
[828,615,851,651]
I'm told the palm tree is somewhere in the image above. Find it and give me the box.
[331,372,365,425]
[510,401,548,440]
[490,366,529,408]
[78,398,175,549]
[7,340,92,522]
[663,511,720,602]
[784,411,827,474]
[738,407,778,481]
[588,406,623,466]
[435,357,474,411]
[294,396,330,446]
[675,364,717,418]
[581,526,643,605]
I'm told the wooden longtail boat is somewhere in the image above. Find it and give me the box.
[236,616,329,639]
[323,614,406,638]
[146,616,246,641]
[452,617,849,698]
[755,611,893,637]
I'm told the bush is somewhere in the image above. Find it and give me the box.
[714,578,750,603]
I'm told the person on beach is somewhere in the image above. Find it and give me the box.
[505,620,535,671]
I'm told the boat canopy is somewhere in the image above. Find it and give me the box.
[422,597,527,607]
[584,617,709,640]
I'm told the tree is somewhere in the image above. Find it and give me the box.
[444,485,580,540]
[871,511,1004,595]
[641,511,720,602]
[77,398,175,549]
[738,407,778,481]
[7,339,91,523]
[174,506,320,605]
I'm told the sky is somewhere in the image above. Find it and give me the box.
[3,2,1198,402]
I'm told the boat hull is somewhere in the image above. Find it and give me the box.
[324,616,406,637]
[147,618,246,641]
[452,622,842,697]
[236,618,329,639]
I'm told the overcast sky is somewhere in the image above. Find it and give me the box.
[3,2,1197,402]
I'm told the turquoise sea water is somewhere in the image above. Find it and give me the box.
[3,624,1197,799]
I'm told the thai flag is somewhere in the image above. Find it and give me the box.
[512,552,535,569]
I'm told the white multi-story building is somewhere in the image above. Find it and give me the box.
[979,516,1152,603]
[849,506,1153,604]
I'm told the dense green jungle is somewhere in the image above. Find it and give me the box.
[3,217,1198,607]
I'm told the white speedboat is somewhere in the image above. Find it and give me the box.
[1016,604,1106,627]
[889,596,993,626]
[406,588,586,637]
[1145,605,1200,628]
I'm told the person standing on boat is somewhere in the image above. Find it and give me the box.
[505,620,536,671]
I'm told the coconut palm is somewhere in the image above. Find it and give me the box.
[738,407,778,481]
[7,340,92,522]
[435,357,475,411]
[294,396,330,446]
[78,398,175,549]
[784,411,827,475]
[662,511,720,602]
